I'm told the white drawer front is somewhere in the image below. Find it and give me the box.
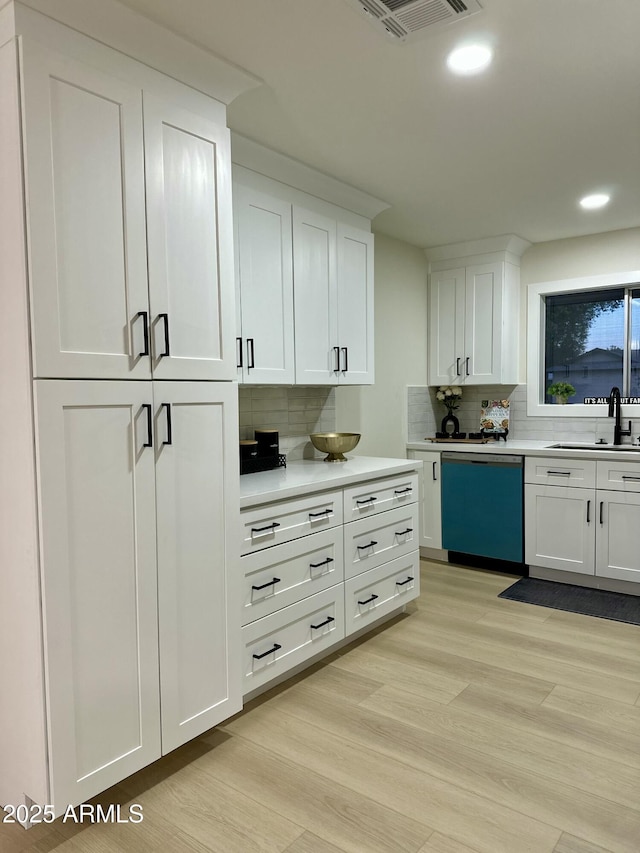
[344,504,419,579]
[596,460,640,493]
[343,473,418,522]
[242,587,345,693]
[241,527,344,625]
[344,552,420,636]
[524,456,596,488]
[240,490,343,555]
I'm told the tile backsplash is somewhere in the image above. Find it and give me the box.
[408,384,640,444]
[239,386,336,460]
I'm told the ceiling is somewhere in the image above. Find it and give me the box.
[118,0,640,249]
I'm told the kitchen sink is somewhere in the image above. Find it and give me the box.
[547,443,640,452]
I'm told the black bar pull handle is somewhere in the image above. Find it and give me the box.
[396,528,413,536]
[586,500,590,524]
[357,594,379,606]
[142,404,153,448]
[252,643,281,660]
[136,311,150,357]
[356,496,377,505]
[310,616,335,630]
[394,487,412,495]
[357,540,378,551]
[309,509,332,518]
[252,577,281,591]
[599,501,604,525]
[247,338,255,369]
[465,356,470,376]
[621,475,640,482]
[432,461,437,481]
[341,347,348,373]
[162,403,172,446]
[251,522,281,534]
[396,576,414,586]
[333,346,340,372]
[456,357,461,376]
[236,337,243,369]
[309,557,334,569]
[547,470,571,476]
[158,313,170,357]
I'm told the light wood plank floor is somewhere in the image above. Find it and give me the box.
[3,560,640,853]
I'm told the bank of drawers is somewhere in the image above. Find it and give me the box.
[240,470,420,694]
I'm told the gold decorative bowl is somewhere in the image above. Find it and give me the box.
[309,432,361,462]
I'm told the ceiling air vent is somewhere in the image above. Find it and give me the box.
[344,0,483,43]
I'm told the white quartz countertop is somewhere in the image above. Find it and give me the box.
[239,456,421,509]
[406,439,640,462]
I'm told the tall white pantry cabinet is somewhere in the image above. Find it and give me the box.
[0,2,248,816]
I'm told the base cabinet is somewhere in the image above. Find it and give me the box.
[34,380,241,811]
[525,457,640,584]
[407,450,442,549]
[239,468,420,695]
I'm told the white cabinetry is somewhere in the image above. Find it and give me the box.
[231,166,375,386]
[239,468,419,697]
[1,8,243,815]
[407,450,442,549]
[294,208,374,385]
[525,456,640,584]
[34,379,240,810]
[23,44,235,382]
[233,184,295,383]
[428,238,529,386]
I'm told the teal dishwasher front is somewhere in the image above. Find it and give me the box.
[441,452,523,563]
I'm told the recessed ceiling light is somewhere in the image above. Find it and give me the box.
[579,193,610,210]
[446,44,493,76]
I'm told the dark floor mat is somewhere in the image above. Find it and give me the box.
[498,577,640,626]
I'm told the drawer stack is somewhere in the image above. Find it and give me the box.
[343,473,420,635]
[240,470,420,695]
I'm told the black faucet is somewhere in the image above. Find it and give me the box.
[607,386,632,445]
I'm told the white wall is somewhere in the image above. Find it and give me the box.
[336,232,429,457]
[520,227,640,285]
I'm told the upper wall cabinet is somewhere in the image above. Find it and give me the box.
[22,44,235,381]
[232,166,375,386]
[427,238,529,386]
[294,214,374,386]
[234,184,295,383]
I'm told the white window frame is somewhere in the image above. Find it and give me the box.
[527,270,640,418]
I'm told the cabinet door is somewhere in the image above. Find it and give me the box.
[408,451,442,549]
[22,44,151,380]
[34,380,161,812]
[428,269,466,385]
[336,224,374,384]
[524,484,595,574]
[154,381,241,752]
[596,490,640,583]
[293,206,338,384]
[235,185,294,383]
[463,262,502,384]
[144,96,235,381]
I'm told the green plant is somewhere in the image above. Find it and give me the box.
[547,381,576,400]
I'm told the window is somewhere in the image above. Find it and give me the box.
[527,271,640,417]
